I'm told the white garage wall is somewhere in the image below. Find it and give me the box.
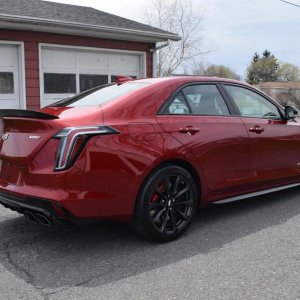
[0,41,25,109]
[39,44,146,107]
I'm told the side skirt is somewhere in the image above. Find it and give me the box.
[214,182,300,204]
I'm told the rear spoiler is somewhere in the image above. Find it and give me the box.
[0,109,59,120]
[114,75,134,85]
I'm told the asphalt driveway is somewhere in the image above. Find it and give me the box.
[0,187,299,300]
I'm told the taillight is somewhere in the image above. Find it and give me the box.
[53,126,119,171]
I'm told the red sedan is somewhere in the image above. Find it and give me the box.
[0,76,299,241]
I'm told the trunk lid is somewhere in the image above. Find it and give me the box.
[0,116,61,166]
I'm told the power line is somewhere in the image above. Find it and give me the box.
[279,0,300,7]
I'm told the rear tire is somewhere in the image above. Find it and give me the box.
[134,164,198,242]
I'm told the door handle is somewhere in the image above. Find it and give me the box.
[178,126,200,135]
[249,126,264,134]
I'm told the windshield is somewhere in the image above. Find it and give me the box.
[48,82,149,107]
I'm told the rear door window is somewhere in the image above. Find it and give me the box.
[162,84,230,116]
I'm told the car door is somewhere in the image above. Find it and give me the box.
[223,84,300,184]
[156,83,251,192]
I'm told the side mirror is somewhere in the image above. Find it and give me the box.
[284,105,298,120]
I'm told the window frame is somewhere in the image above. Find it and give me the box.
[157,82,236,116]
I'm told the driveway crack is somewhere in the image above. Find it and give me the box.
[3,243,47,299]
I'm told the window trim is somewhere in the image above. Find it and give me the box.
[157,82,235,116]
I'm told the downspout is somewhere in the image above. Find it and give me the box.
[150,39,170,77]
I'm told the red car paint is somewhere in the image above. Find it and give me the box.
[0,76,299,228]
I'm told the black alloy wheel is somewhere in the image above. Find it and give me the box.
[134,165,198,242]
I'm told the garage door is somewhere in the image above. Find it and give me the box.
[0,44,21,109]
[40,46,145,107]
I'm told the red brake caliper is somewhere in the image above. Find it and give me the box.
[150,183,164,203]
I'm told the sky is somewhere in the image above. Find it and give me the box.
[46,0,300,78]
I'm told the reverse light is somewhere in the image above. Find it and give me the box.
[53,126,120,171]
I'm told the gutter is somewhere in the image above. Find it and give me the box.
[0,14,181,43]
[149,39,171,52]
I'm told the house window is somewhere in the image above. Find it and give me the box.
[44,73,76,94]
[79,74,108,92]
[0,72,14,94]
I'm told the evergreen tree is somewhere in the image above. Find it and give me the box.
[246,50,280,84]
[252,52,260,63]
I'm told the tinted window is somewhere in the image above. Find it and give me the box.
[164,84,230,115]
[44,73,76,94]
[225,85,281,119]
[49,82,149,107]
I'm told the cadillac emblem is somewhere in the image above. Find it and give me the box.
[1,133,9,141]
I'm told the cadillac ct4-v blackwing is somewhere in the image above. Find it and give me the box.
[0,76,299,241]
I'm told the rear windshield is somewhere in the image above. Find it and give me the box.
[48,82,149,107]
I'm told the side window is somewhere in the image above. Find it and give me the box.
[182,84,230,115]
[225,85,281,119]
[166,91,190,114]
[163,84,230,115]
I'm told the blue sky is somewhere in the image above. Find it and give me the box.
[203,0,300,77]
[48,0,300,78]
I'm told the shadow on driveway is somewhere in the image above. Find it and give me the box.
[0,187,299,290]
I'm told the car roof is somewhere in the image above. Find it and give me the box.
[135,76,244,86]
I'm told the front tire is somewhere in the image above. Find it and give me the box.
[134,165,198,242]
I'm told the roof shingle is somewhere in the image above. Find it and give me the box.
[0,0,179,41]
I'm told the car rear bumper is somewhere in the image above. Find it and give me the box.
[0,191,71,226]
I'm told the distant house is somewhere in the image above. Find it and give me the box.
[255,82,300,108]
[0,0,179,110]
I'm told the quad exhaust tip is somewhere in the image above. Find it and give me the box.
[24,211,52,226]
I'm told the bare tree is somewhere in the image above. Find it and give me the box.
[278,62,300,82]
[192,62,241,80]
[144,0,210,76]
